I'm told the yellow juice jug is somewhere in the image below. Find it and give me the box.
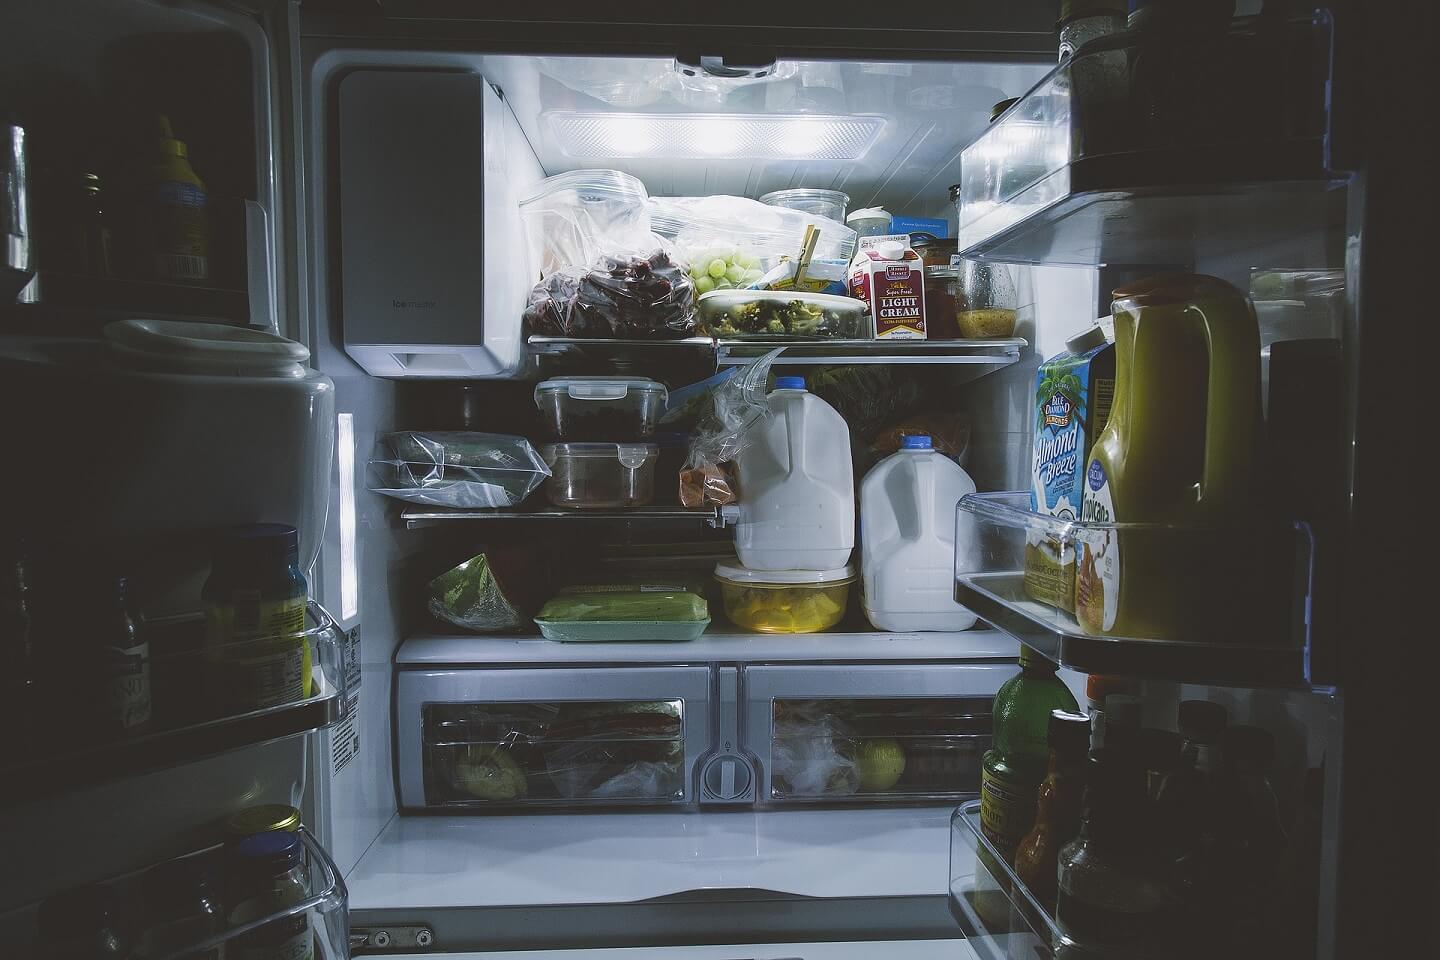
[1075,274,1262,640]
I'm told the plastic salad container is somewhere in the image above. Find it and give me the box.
[758,188,850,224]
[368,432,550,508]
[534,585,711,642]
[541,443,659,509]
[715,563,855,633]
[697,290,871,339]
[535,376,668,441]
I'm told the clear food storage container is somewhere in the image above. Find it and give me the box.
[758,188,850,224]
[535,376,668,441]
[697,289,871,340]
[715,562,854,633]
[541,442,659,509]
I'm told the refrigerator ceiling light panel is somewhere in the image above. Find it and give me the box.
[544,112,887,160]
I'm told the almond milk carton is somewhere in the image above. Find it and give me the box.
[848,234,927,340]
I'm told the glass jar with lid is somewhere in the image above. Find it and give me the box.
[228,831,313,960]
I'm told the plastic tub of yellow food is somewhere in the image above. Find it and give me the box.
[714,562,854,633]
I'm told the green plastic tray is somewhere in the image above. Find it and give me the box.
[533,618,711,643]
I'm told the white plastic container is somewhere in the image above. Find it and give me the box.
[860,435,979,632]
[733,377,854,571]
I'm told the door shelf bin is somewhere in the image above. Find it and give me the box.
[954,492,1310,684]
[11,827,347,960]
[3,601,349,798]
[396,667,712,810]
[953,11,1341,266]
[949,801,1070,960]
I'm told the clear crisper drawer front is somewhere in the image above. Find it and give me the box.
[743,664,1009,807]
[396,667,712,810]
[770,698,991,802]
[423,700,685,806]
[955,492,1310,684]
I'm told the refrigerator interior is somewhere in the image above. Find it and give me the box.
[1,0,1353,955]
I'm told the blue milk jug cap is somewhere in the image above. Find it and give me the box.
[901,435,933,449]
[773,376,806,390]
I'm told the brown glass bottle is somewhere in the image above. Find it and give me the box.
[1014,709,1090,907]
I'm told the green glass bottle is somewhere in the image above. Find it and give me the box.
[981,646,1079,863]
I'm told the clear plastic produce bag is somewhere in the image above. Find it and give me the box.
[649,195,858,291]
[427,553,532,633]
[523,250,697,340]
[367,432,549,508]
[678,348,784,508]
[771,710,860,798]
[519,170,658,280]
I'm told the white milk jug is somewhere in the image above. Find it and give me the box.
[861,435,979,631]
[734,377,855,571]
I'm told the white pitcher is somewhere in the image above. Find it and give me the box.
[733,377,854,571]
[861,435,979,632]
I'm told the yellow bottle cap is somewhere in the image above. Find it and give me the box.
[225,804,302,837]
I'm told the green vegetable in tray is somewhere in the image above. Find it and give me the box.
[706,297,855,339]
[537,588,709,623]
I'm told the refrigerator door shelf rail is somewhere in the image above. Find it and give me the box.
[6,827,347,960]
[954,491,1312,686]
[527,335,1027,370]
[402,505,727,528]
[1,601,349,804]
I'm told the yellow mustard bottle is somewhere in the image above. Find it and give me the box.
[149,114,210,282]
[1075,274,1262,641]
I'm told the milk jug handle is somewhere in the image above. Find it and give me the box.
[1192,299,1260,510]
[785,399,807,479]
[915,454,936,534]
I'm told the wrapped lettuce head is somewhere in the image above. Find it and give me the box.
[427,549,544,633]
[449,744,529,801]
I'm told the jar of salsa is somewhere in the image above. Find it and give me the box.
[910,235,958,269]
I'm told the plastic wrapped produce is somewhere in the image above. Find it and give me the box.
[771,710,860,798]
[523,250,697,339]
[649,195,857,288]
[542,702,685,799]
[519,170,656,280]
[368,432,549,508]
[426,552,541,633]
[534,584,710,641]
[678,348,783,508]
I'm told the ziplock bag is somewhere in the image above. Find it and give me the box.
[678,348,783,508]
[368,432,549,508]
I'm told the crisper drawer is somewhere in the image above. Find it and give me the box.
[743,665,1009,805]
[396,667,712,810]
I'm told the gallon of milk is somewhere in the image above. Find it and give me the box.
[861,435,979,632]
[733,377,855,571]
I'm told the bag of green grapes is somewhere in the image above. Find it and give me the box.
[649,195,857,295]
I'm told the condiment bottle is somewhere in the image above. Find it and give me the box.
[95,575,152,737]
[1055,750,1169,955]
[1083,674,1140,752]
[146,114,209,283]
[981,646,1080,863]
[138,856,223,960]
[1014,709,1091,906]
[228,831,314,960]
[203,524,310,716]
[35,884,131,960]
